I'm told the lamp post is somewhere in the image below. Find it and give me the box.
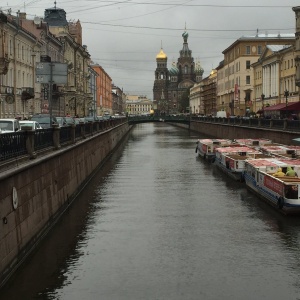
[284,89,289,119]
[261,93,265,118]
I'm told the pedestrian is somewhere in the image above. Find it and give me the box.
[273,167,285,177]
[286,166,297,177]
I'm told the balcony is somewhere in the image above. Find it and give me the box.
[21,87,35,100]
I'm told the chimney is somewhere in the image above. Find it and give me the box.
[19,12,26,20]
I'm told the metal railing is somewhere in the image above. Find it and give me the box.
[191,116,300,132]
[0,131,27,161]
[0,118,127,164]
[128,115,190,124]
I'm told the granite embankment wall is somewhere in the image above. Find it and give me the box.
[190,121,300,144]
[0,122,130,287]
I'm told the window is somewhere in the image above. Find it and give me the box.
[246,75,250,84]
[258,45,262,54]
[246,46,250,55]
[246,60,251,69]
[9,39,13,56]
[245,91,251,102]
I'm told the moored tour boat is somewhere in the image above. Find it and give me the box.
[244,158,300,215]
[195,138,232,161]
[259,144,300,159]
[214,145,267,181]
[234,138,272,148]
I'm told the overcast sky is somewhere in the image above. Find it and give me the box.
[2,1,300,99]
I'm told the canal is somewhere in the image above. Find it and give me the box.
[2,123,300,299]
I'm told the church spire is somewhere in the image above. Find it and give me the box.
[180,26,191,58]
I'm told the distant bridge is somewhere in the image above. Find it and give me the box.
[128,115,190,125]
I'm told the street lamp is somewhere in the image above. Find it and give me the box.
[284,89,289,119]
[261,93,265,118]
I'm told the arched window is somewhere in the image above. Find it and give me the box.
[184,65,188,74]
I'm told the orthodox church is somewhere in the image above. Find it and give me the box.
[153,30,204,114]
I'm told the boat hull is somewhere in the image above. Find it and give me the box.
[214,160,244,181]
[244,173,300,215]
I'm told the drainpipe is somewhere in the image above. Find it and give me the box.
[13,11,21,118]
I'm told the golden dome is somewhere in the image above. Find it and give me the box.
[156,48,167,59]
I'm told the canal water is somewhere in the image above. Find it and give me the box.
[2,123,300,300]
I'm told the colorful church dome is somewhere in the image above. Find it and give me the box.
[195,60,204,76]
[156,48,167,59]
[182,31,189,39]
[169,61,179,75]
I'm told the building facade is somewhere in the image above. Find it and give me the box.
[252,45,298,115]
[0,12,45,118]
[126,95,153,115]
[43,4,91,117]
[216,34,295,117]
[189,82,201,115]
[0,5,99,119]
[91,64,112,116]
[112,84,125,115]
[200,70,217,116]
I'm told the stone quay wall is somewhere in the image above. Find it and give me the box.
[0,122,130,287]
[190,121,300,145]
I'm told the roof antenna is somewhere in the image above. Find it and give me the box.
[54,1,57,8]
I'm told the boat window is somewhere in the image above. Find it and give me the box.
[285,185,299,199]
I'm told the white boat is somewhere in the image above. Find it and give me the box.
[234,138,272,147]
[259,144,300,159]
[195,138,232,161]
[244,158,300,215]
[214,145,266,181]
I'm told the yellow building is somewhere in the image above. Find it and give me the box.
[252,45,298,114]
[217,33,295,116]
[189,82,201,114]
[126,95,153,115]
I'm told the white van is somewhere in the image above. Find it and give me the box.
[0,119,20,133]
[216,111,227,118]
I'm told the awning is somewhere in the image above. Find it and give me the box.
[264,102,300,111]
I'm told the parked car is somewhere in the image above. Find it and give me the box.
[103,114,112,120]
[30,114,58,128]
[0,118,21,133]
[74,117,86,124]
[84,116,96,122]
[64,116,75,125]
[19,120,43,130]
[56,117,68,127]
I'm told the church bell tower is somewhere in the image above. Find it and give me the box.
[153,47,169,114]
